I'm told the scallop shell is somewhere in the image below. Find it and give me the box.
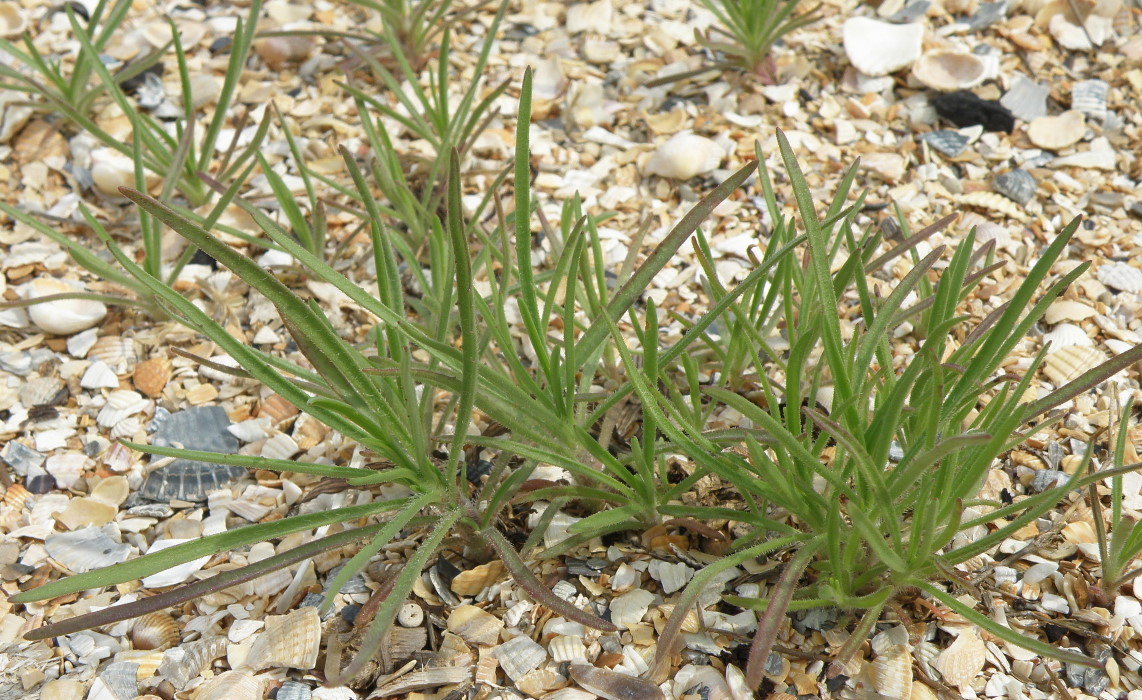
[0,4,26,38]
[1042,323,1094,350]
[1071,79,1108,121]
[644,132,724,180]
[133,357,172,398]
[245,606,320,671]
[1000,76,1049,121]
[1027,110,1085,150]
[842,18,923,76]
[494,635,547,681]
[911,50,988,91]
[1097,261,1142,293]
[919,129,969,157]
[97,390,149,428]
[872,644,913,699]
[569,664,665,700]
[993,169,1036,206]
[957,191,1030,222]
[1042,345,1107,385]
[450,560,505,596]
[676,665,733,700]
[191,669,263,700]
[934,630,986,690]
[23,276,107,335]
[131,612,180,651]
[447,604,503,646]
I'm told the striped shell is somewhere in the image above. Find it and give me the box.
[957,191,1030,222]
[131,612,180,650]
[934,629,986,690]
[244,606,320,671]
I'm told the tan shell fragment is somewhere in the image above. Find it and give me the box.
[1027,110,1085,150]
[872,644,913,699]
[934,629,986,690]
[244,606,320,671]
[1042,345,1107,384]
[0,4,28,38]
[451,560,505,596]
[957,192,1030,222]
[133,357,172,398]
[447,604,503,646]
[1043,299,1097,324]
[911,50,988,91]
[131,612,180,650]
[192,669,263,700]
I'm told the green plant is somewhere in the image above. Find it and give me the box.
[632,132,1142,687]
[8,70,754,683]
[347,0,489,73]
[697,0,822,83]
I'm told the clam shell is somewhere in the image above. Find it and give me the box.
[1000,75,1049,121]
[676,665,733,700]
[569,664,665,700]
[191,669,263,700]
[911,50,988,91]
[131,612,180,651]
[1042,323,1094,350]
[872,644,913,699]
[447,604,503,646]
[842,18,923,76]
[450,560,505,596]
[1042,345,1107,385]
[97,390,150,428]
[23,277,107,335]
[1027,110,1085,150]
[643,132,724,180]
[934,629,986,690]
[993,169,1036,206]
[245,606,321,671]
[1097,261,1142,293]
[1071,79,1108,121]
[494,635,547,681]
[0,4,26,38]
[957,191,1030,222]
[919,129,969,158]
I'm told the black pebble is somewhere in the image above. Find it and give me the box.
[930,90,1015,133]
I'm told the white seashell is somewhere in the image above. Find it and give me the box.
[45,526,131,573]
[957,191,1029,222]
[260,432,300,460]
[447,604,503,646]
[1042,345,1107,385]
[1071,79,1108,121]
[45,453,89,489]
[1050,136,1117,170]
[872,644,913,699]
[842,18,923,76]
[141,539,211,588]
[725,664,750,700]
[97,390,150,428]
[494,634,546,681]
[158,637,228,689]
[1027,110,1085,150]
[1000,75,1049,121]
[397,603,424,627]
[644,132,724,180]
[647,560,694,594]
[911,50,988,91]
[609,589,655,629]
[245,606,320,671]
[675,665,732,700]
[550,635,588,663]
[1097,261,1142,293]
[89,661,139,700]
[1042,323,1093,350]
[934,629,986,690]
[0,3,26,38]
[1043,299,1097,324]
[90,149,152,198]
[191,669,263,700]
[23,276,107,335]
[566,0,613,34]
[89,335,138,372]
[81,361,122,390]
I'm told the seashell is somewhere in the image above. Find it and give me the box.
[910,681,940,700]
[609,589,655,629]
[957,191,1029,222]
[872,644,912,699]
[450,560,505,596]
[1070,79,1108,121]
[993,169,1036,206]
[447,604,503,646]
[97,390,150,428]
[569,664,665,700]
[566,0,613,33]
[18,376,65,409]
[550,635,588,663]
[643,132,724,180]
[860,152,906,183]
[372,667,472,696]
[934,629,986,690]
[1042,323,1094,350]
[90,149,159,198]
[1050,136,1116,170]
[23,276,107,335]
[1042,345,1107,385]
[0,3,26,38]
[157,636,228,689]
[647,560,694,595]
[919,129,969,158]
[397,603,424,627]
[1043,299,1097,324]
[911,50,988,91]
[40,679,85,700]
[494,635,547,681]
[1027,110,1085,150]
[141,538,211,587]
[276,681,312,700]
[245,606,320,671]
[133,357,172,398]
[191,669,263,700]
[676,665,733,700]
[45,524,131,572]
[253,35,314,69]
[842,18,923,76]
[1000,75,1048,121]
[89,661,139,700]
[131,612,180,650]
[1097,262,1142,293]
[516,668,568,696]
[55,495,117,529]
[90,335,138,373]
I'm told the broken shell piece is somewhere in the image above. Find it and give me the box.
[397,603,424,628]
[934,630,986,691]
[1071,79,1108,121]
[570,664,665,700]
[191,669,263,700]
[133,357,172,398]
[872,644,913,699]
[495,635,547,681]
[842,18,923,76]
[1097,262,1142,293]
[447,604,503,646]
[450,560,505,596]
[1000,75,1049,121]
[1050,136,1116,170]
[0,3,27,38]
[132,612,180,651]
[45,524,131,572]
[1027,110,1085,150]
[550,635,589,663]
[993,169,1036,205]
[911,50,988,91]
[157,637,228,689]
[1043,323,1094,350]
[1044,300,1097,324]
[643,132,723,180]
[957,191,1029,222]
[245,606,320,671]
[609,589,655,629]
[516,668,568,696]
[1042,345,1108,385]
[919,129,969,158]
[24,276,107,335]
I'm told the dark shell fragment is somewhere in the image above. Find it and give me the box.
[931,90,1015,133]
